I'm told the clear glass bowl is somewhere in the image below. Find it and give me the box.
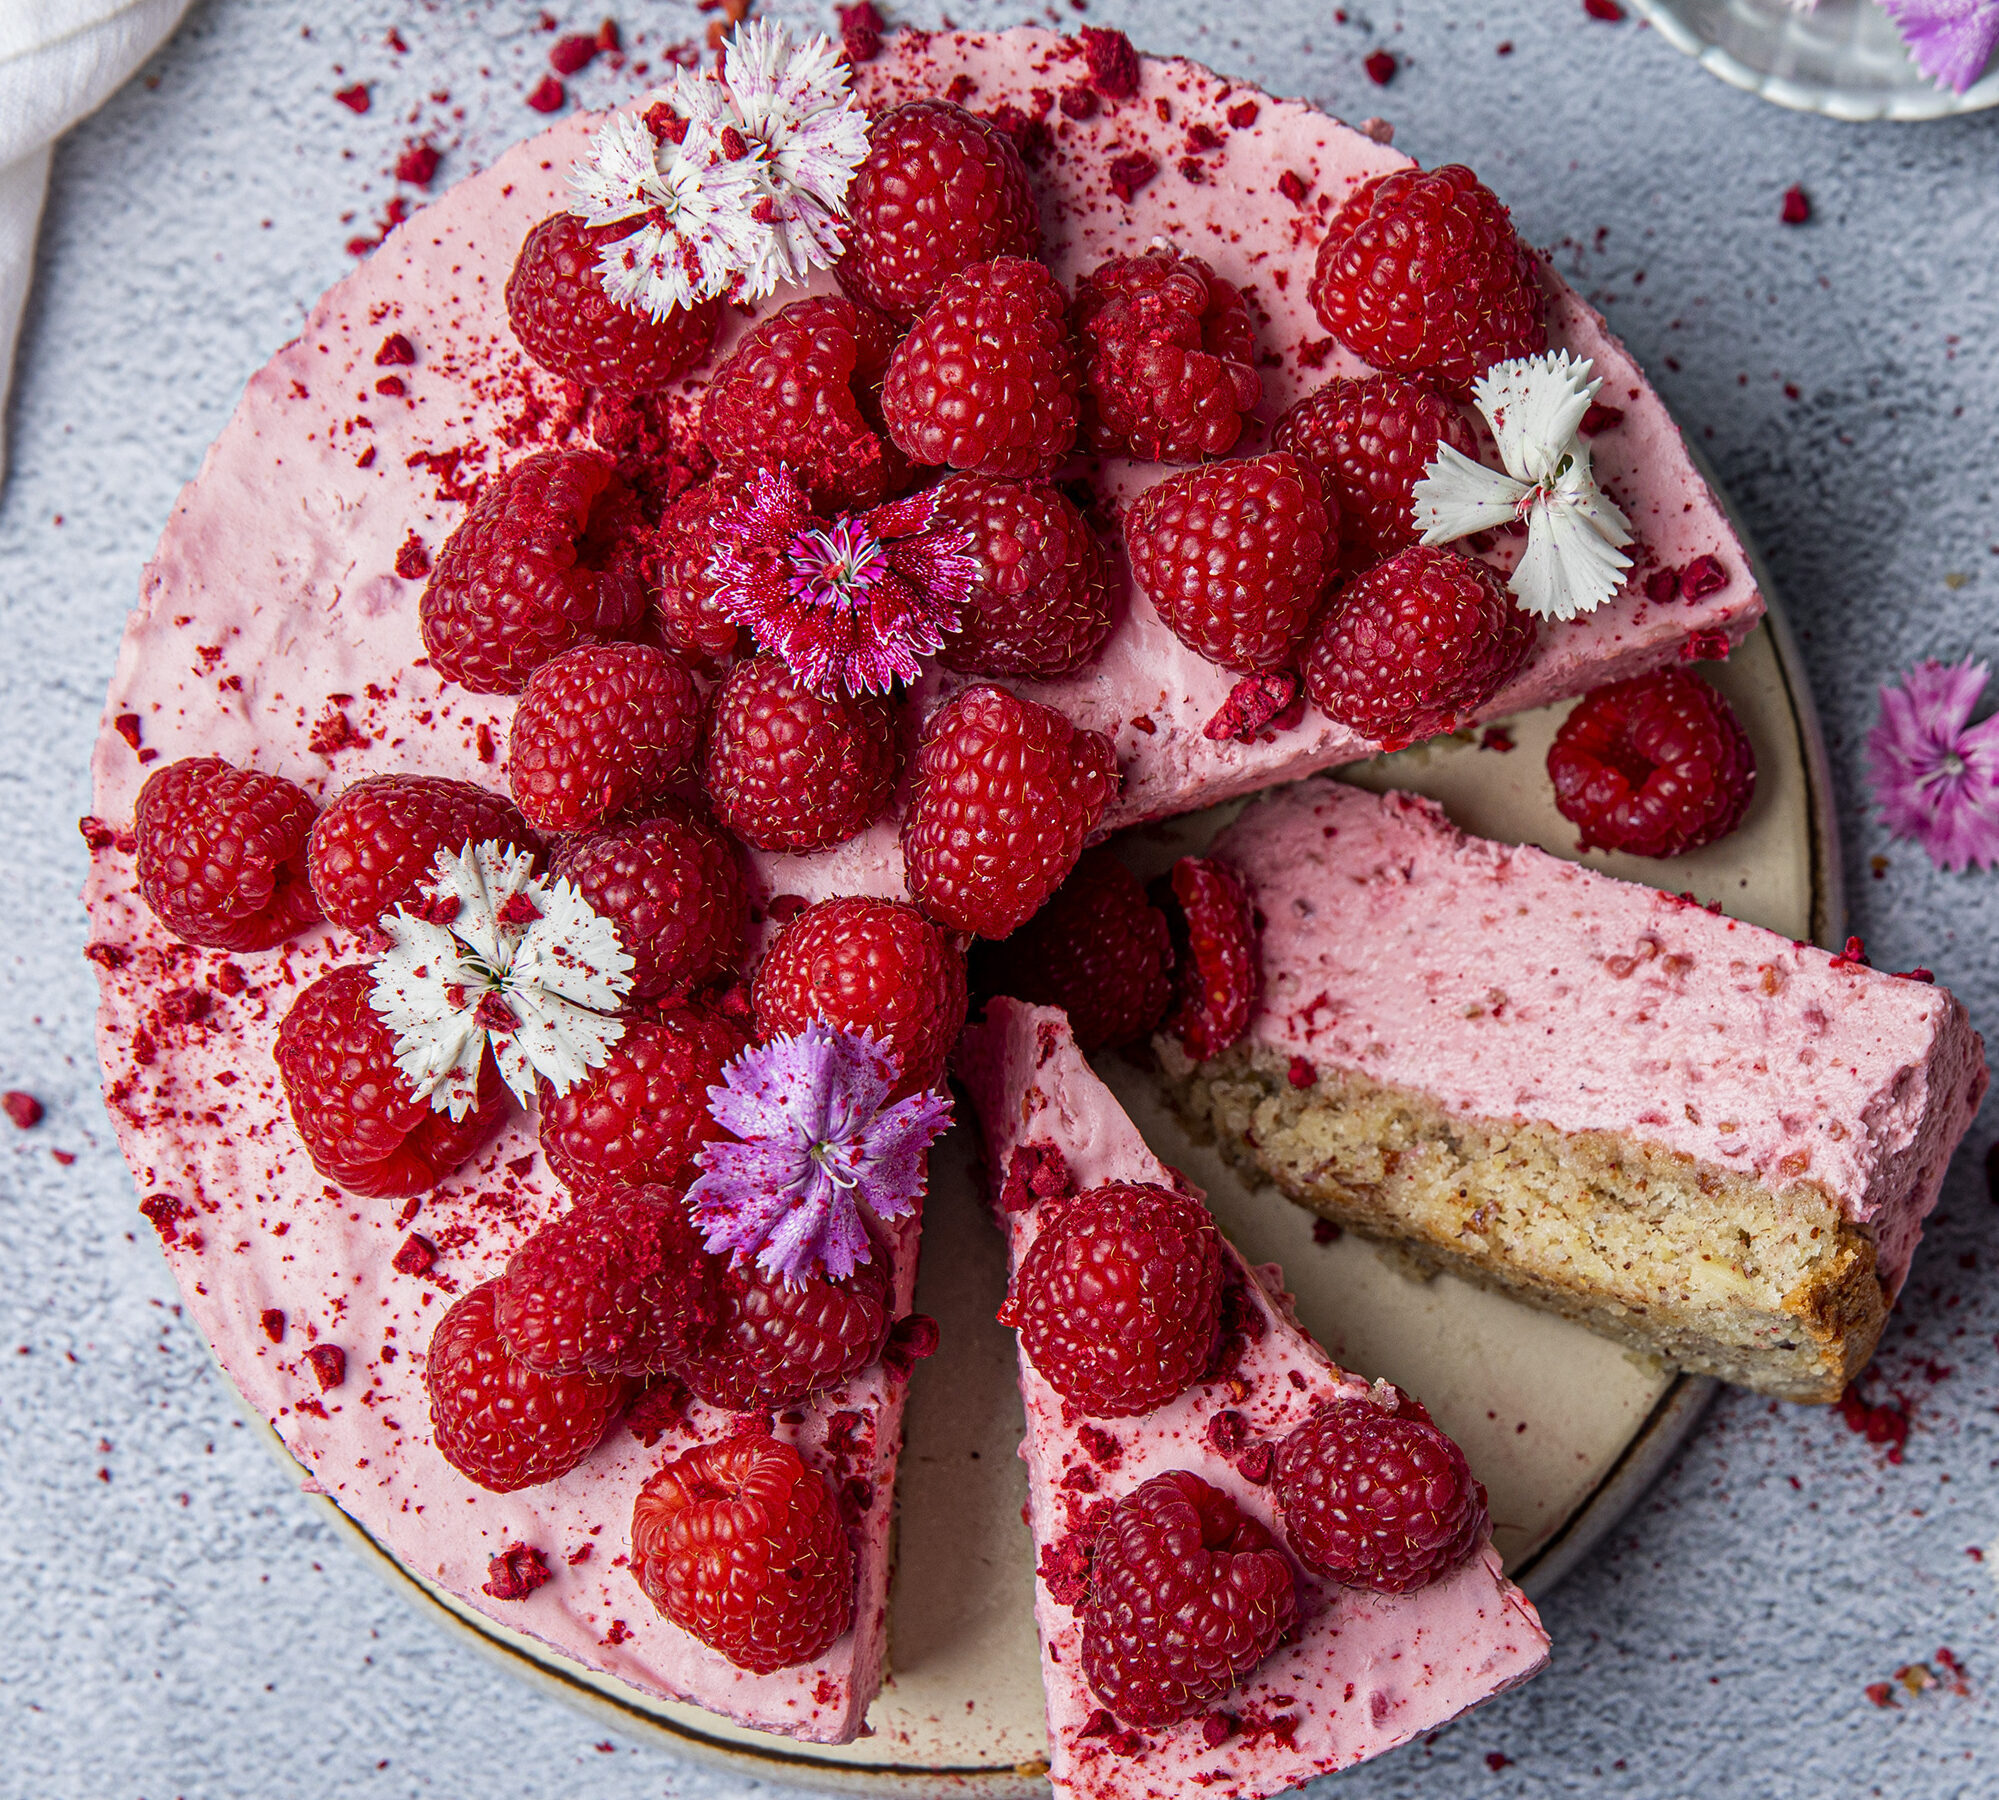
[1632,0,1999,118]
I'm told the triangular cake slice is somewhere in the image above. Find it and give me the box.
[957,999,1549,1799]
[1163,779,1989,1400]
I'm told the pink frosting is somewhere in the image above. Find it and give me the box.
[1211,781,1989,1294]
[956,1000,1549,1800]
[84,23,1753,1741]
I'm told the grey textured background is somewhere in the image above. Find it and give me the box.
[3,2,1997,1796]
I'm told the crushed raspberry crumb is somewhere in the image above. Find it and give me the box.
[260,1309,285,1344]
[1680,553,1729,599]
[1204,670,1306,744]
[837,2,885,61]
[1363,49,1397,84]
[393,532,430,580]
[1080,26,1140,98]
[393,1234,439,1276]
[1584,0,1626,16]
[526,75,565,112]
[396,142,441,187]
[1781,184,1811,225]
[1287,1057,1316,1090]
[375,333,416,367]
[3,1092,44,1130]
[334,84,370,114]
[1107,152,1159,204]
[483,1542,553,1599]
[304,1344,347,1391]
[999,1143,1075,1214]
[1579,400,1624,435]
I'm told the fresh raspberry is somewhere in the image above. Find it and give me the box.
[1005,1182,1223,1417]
[1273,374,1478,572]
[700,295,906,513]
[971,851,1171,1052]
[425,1279,623,1491]
[1547,669,1757,856]
[505,210,719,394]
[1072,247,1261,463]
[134,758,321,951]
[1124,453,1332,673]
[551,801,747,1000]
[702,654,898,853]
[680,1254,892,1409]
[307,774,537,935]
[928,474,1115,678]
[507,643,703,833]
[839,100,1040,323]
[1301,544,1536,750]
[1079,1471,1297,1728]
[1272,1397,1489,1593]
[1161,856,1257,1062]
[752,897,967,1095]
[496,1185,719,1376]
[630,1435,854,1673]
[538,1000,748,1194]
[881,258,1079,480]
[651,476,749,666]
[1307,164,1547,396]
[900,685,1119,939]
[420,447,649,694]
[274,964,507,1199]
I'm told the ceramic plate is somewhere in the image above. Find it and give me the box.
[1633,0,1999,118]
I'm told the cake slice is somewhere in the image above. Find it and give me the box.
[957,998,1549,1800]
[1163,780,1988,1401]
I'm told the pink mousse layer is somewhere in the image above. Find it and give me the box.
[1209,781,1989,1295]
[957,1001,1549,1800]
[85,23,1748,1739]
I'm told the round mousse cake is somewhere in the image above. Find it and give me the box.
[84,21,1764,1750]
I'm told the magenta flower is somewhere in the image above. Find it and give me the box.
[687,1022,953,1284]
[1879,0,1999,96]
[1867,658,1999,871]
[706,466,977,698]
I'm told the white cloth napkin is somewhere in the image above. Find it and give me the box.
[0,0,192,487]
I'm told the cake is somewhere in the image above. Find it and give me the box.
[82,15,1768,1757]
[1162,779,1988,1401]
[957,999,1549,1798]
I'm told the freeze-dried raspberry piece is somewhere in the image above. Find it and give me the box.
[420,448,649,694]
[700,295,907,513]
[1308,164,1546,396]
[702,653,898,853]
[505,211,719,393]
[275,964,507,1199]
[928,473,1115,679]
[1547,669,1756,856]
[881,258,1080,480]
[679,1255,893,1409]
[1072,246,1261,463]
[134,757,322,952]
[507,643,703,833]
[839,100,1040,323]
[1161,856,1258,1063]
[901,685,1119,939]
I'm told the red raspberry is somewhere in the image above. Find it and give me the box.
[881,258,1079,480]
[839,100,1040,323]
[1272,1398,1489,1593]
[307,774,537,935]
[420,448,649,694]
[1162,856,1257,1062]
[1546,669,1756,856]
[505,211,719,394]
[134,758,321,951]
[928,474,1115,678]
[971,851,1171,1052]
[1072,247,1261,463]
[496,1185,719,1376]
[630,1435,854,1673]
[1124,453,1332,673]
[507,643,703,833]
[702,654,897,853]
[752,897,967,1096]
[1301,545,1536,750]
[651,476,749,667]
[700,295,907,513]
[425,1279,623,1491]
[551,801,747,1000]
[901,685,1119,939]
[1307,164,1547,396]
[1273,374,1478,573]
[538,1000,748,1194]
[1079,1471,1297,1728]
[274,964,507,1199]
[680,1255,892,1409]
[1005,1181,1222,1416]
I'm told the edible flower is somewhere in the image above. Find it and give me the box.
[1867,657,1999,871]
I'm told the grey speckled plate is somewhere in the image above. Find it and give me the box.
[1634,0,1999,118]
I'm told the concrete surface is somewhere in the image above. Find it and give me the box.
[2,2,1997,1796]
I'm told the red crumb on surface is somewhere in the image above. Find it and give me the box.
[260,1309,286,1344]
[334,83,371,114]
[396,142,441,187]
[483,1542,553,1600]
[1363,49,1396,85]
[525,75,566,113]
[1079,26,1139,98]
[304,1344,347,1391]
[375,333,416,367]
[1781,184,1811,225]
[3,1092,43,1130]
[1838,1380,1909,1462]
[392,1233,438,1275]
[1107,151,1159,204]
[838,2,885,61]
